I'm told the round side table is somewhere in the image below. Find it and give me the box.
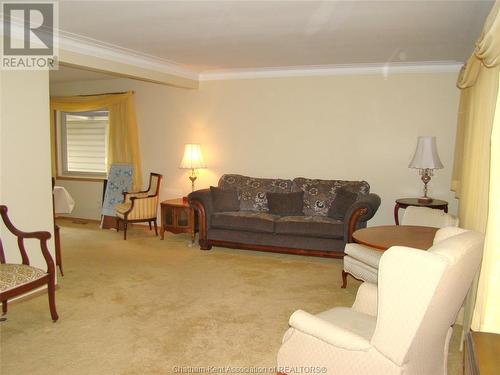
[394,198,448,225]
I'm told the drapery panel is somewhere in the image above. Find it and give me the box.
[50,92,142,190]
[452,1,500,334]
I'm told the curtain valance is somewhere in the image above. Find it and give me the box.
[457,2,500,89]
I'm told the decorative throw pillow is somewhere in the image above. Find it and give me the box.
[328,188,358,220]
[210,186,240,212]
[266,191,304,216]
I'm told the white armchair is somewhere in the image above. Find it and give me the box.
[342,206,458,287]
[277,227,483,375]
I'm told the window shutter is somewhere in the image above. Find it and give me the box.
[65,119,108,173]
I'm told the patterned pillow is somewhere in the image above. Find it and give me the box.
[219,174,293,211]
[292,178,370,216]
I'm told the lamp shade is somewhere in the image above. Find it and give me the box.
[179,144,206,170]
[408,136,444,169]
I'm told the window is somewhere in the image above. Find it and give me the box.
[58,110,109,178]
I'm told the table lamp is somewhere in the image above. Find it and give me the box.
[179,144,206,192]
[408,136,443,203]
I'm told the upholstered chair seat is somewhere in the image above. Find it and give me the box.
[0,264,46,293]
[342,206,459,287]
[278,227,484,375]
[343,245,382,284]
[115,203,132,218]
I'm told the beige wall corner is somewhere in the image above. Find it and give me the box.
[0,70,55,270]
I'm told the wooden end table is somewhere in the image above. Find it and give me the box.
[394,198,448,225]
[353,225,438,251]
[464,331,500,375]
[160,198,196,242]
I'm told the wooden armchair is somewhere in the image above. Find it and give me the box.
[0,205,58,321]
[115,173,162,240]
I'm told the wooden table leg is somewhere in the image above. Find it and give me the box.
[189,208,195,244]
[394,202,401,225]
[160,204,166,240]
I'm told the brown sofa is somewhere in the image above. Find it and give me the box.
[189,174,381,258]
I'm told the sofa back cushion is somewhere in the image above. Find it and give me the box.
[267,191,304,216]
[218,174,292,211]
[292,178,370,216]
[210,186,240,212]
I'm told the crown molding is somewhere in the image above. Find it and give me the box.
[2,19,198,83]
[3,19,463,83]
[58,30,198,81]
[198,62,463,81]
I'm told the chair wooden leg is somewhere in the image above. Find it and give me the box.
[48,279,58,322]
[148,221,152,230]
[2,301,7,315]
[124,221,128,240]
[116,217,120,232]
[54,224,63,277]
[341,270,348,288]
[153,220,158,236]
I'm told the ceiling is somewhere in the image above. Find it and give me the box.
[57,0,494,73]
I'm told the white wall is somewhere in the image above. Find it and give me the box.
[1,70,55,270]
[54,179,104,220]
[50,71,460,225]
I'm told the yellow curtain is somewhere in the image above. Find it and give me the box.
[452,1,500,333]
[50,92,142,190]
[476,89,500,332]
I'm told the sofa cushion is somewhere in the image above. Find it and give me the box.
[211,211,279,233]
[275,215,344,239]
[219,174,292,211]
[328,188,359,220]
[210,186,240,212]
[267,191,304,216]
[292,178,370,216]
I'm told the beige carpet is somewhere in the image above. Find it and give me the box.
[1,220,462,374]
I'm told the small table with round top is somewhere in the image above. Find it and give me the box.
[353,225,439,251]
[394,198,448,225]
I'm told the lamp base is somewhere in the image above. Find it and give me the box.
[418,196,434,204]
[189,170,197,192]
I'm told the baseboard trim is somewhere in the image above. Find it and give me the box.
[57,216,101,224]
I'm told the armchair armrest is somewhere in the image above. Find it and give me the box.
[123,191,150,203]
[344,193,381,243]
[188,188,214,225]
[289,309,372,350]
[352,282,378,317]
[0,205,54,273]
[188,189,214,246]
